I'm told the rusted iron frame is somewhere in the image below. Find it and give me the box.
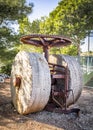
[43,47,49,61]
[64,65,68,110]
[20,34,77,113]
[20,34,72,44]
[20,34,71,62]
[49,63,75,110]
[48,62,75,113]
[45,104,80,117]
[48,63,66,73]
[48,63,69,109]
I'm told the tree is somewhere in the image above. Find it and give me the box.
[39,16,56,34]
[19,17,40,35]
[0,0,33,46]
[40,0,93,55]
[49,0,93,37]
[0,0,33,74]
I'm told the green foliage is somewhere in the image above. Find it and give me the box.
[0,0,33,74]
[40,0,93,43]
[39,17,56,34]
[50,45,77,56]
[20,0,93,56]
[60,45,78,56]
[0,63,12,75]
[38,0,93,55]
[18,0,93,57]
[0,0,33,47]
[19,18,40,35]
[30,19,41,33]
[0,45,18,64]
[0,0,33,22]
[0,44,19,75]
[19,44,42,53]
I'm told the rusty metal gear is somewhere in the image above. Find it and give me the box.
[20,34,71,61]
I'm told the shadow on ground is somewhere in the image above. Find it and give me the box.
[0,81,93,130]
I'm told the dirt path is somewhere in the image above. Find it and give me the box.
[0,80,93,130]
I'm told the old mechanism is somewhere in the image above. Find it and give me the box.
[19,34,81,115]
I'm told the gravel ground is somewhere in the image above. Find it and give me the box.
[0,80,93,130]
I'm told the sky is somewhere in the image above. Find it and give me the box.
[27,0,60,22]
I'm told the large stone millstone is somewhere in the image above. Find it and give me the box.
[11,51,51,115]
[49,55,83,106]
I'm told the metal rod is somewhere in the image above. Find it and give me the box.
[43,47,49,62]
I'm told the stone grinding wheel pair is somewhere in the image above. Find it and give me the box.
[11,51,82,115]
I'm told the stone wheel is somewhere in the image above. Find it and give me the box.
[11,51,51,115]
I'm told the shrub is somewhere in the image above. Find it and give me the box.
[0,63,12,75]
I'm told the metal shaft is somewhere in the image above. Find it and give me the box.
[43,47,49,62]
